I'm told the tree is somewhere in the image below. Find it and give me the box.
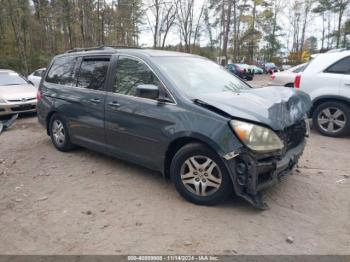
[313,0,333,50]
[177,0,205,53]
[260,0,283,61]
[304,36,318,53]
[333,0,349,48]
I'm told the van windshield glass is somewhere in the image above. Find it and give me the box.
[154,57,251,97]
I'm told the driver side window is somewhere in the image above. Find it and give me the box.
[114,56,162,99]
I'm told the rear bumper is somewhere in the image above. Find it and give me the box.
[225,139,306,209]
[0,101,37,116]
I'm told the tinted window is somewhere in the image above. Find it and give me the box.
[77,58,110,90]
[46,56,78,85]
[326,56,350,74]
[114,56,162,98]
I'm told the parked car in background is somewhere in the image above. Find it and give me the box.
[226,63,254,81]
[249,65,264,74]
[0,69,37,116]
[269,63,307,87]
[37,47,311,208]
[28,68,46,88]
[264,63,277,74]
[294,50,350,137]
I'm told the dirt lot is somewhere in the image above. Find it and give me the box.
[0,75,349,255]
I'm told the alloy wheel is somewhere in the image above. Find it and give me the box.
[52,120,65,146]
[317,107,347,133]
[180,155,222,197]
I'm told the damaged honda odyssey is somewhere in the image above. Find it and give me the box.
[37,47,311,209]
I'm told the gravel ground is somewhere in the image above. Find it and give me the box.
[0,75,349,255]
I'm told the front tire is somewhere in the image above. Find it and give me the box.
[312,101,350,137]
[170,143,232,205]
[49,113,75,151]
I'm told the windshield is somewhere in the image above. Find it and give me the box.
[0,72,27,86]
[154,57,251,97]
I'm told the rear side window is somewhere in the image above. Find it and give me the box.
[46,56,78,86]
[325,56,350,74]
[76,58,110,90]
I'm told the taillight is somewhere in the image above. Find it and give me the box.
[294,75,301,88]
[270,74,276,81]
[36,89,42,101]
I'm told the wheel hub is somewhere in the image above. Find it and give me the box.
[318,107,346,133]
[180,155,222,197]
[52,120,65,146]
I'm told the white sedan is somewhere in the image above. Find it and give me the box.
[0,70,37,116]
[28,68,46,88]
[268,63,307,87]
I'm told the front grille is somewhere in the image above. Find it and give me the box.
[278,120,306,151]
[7,97,36,102]
[11,105,36,112]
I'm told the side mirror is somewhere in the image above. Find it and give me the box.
[135,84,159,100]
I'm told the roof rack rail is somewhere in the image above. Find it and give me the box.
[65,45,141,53]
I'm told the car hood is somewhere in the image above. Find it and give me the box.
[194,86,312,131]
[0,84,37,100]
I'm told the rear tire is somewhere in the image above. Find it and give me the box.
[170,143,232,206]
[312,101,350,137]
[49,113,75,152]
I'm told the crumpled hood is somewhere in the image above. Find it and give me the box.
[195,86,312,130]
[0,84,37,101]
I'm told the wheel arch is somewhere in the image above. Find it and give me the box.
[46,110,58,135]
[309,96,350,118]
[163,135,225,179]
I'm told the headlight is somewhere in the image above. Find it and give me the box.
[230,120,284,153]
[0,97,6,103]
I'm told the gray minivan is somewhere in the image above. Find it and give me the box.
[37,47,311,209]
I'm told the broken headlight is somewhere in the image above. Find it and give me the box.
[230,120,284,153]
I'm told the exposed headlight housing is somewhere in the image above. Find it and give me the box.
[230,120,284,153]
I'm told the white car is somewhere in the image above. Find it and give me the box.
[294,50,350,137]
[269,63,306,87]
[0,69,37,116]
[28,68,46,88]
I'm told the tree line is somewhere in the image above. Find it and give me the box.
[0,0,349,75]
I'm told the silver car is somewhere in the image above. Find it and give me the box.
[0,69,37,116]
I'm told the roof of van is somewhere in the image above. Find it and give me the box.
[59,46,195,58]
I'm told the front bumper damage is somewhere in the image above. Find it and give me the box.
[224,139,306,210]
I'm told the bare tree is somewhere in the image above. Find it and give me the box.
[146,0,178,48]
[177,0,195,52]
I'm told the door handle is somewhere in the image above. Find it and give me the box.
[89,98,101,104]
[108,101,121,108]
[345,83,350,87]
